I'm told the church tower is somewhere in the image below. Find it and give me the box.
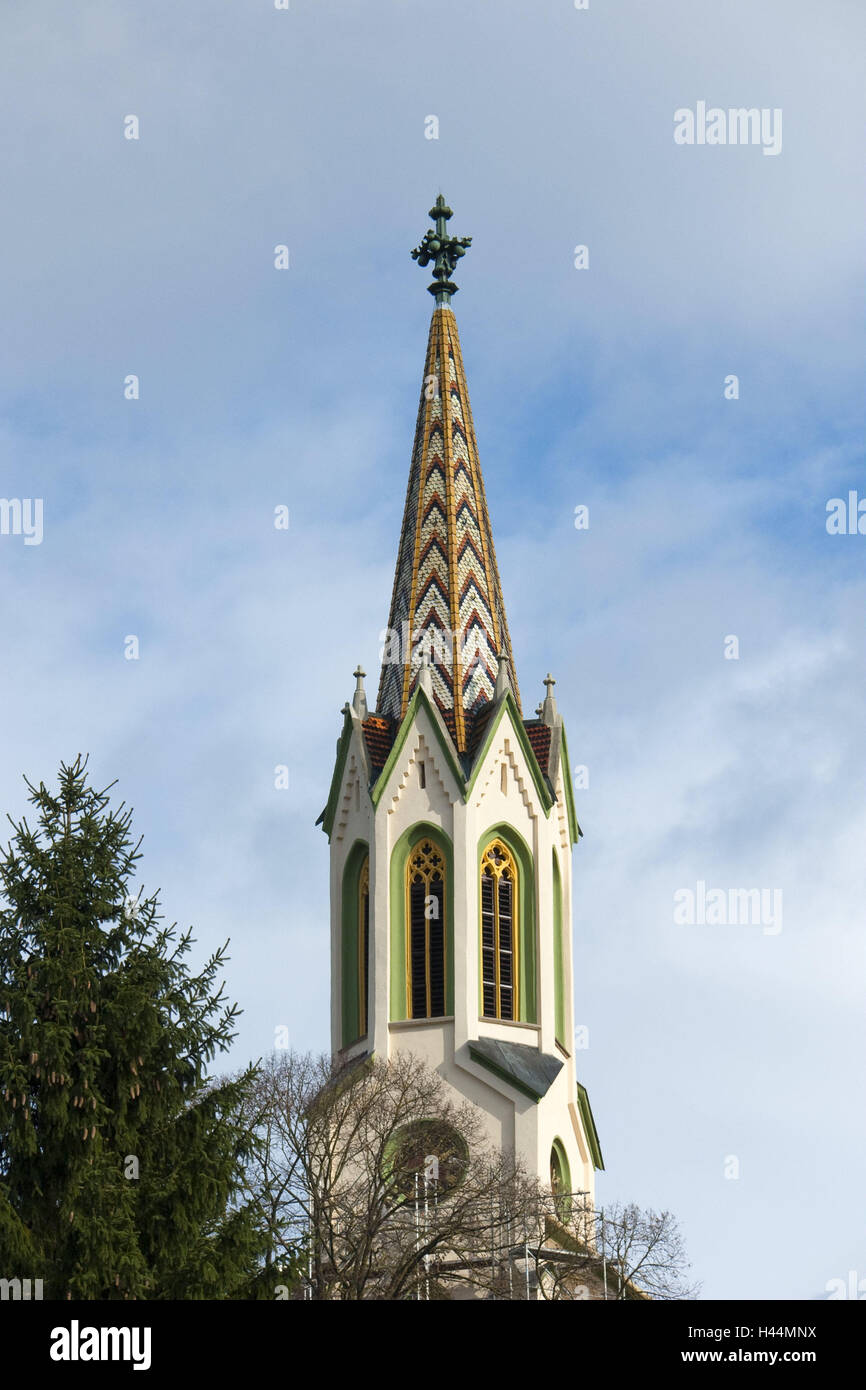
[319,197,603,1209]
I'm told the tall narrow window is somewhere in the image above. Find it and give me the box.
[406,840,446,1018]
[358,857,370,1036]
[552,850,566,1048]
[480,839,518,1020]
[550,1139,572,1221]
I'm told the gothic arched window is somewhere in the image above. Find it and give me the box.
[552,850,566,1048]
[341,842,370,1047]
[358,856,370,1037]
[550,1139,572,1221]
[406,839,446,1018]
[480,839,518,1020]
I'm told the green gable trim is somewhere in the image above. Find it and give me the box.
[371,686,465,808]
[323,692,578,843]
[577,1081,604,1171]
[559,724,582,846]
[465,692,554,816]
[320,708,355,841]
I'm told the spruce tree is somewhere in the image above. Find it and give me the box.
[0,756,266,1299]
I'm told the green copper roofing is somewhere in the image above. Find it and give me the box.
[411,194,472,304]
[317,705,354,841]
[468,1037,563,1104]
[559,724,583,846]
[577,1081,605,1171]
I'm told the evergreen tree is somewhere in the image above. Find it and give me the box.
[0,756,266,1299]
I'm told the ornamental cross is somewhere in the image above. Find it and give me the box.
[411,195,472,303]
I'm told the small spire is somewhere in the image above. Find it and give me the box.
[377,223,522,749]
[352,664,368,720]
[541,672,559,727]
[494,652,510,700]
[411,194,472,305]
[418,651,434,697]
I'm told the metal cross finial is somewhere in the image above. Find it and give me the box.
[411,194,472,304]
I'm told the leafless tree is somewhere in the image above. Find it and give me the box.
[235,1050,541,1300]
[232,1052,699,1301]
[595,1201,699,1300]
[535,1199,700,1301]
[531,1193,602,1301]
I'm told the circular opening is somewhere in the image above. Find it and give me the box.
[385,1118,468,1203]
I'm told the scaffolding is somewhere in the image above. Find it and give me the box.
[403,1170,599,1301]
[298,1155,613,1301]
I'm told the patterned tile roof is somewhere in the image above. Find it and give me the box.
[361,715,394,773]
[523,721,552,774]
[376,306,520,752]
[465,700,496,762]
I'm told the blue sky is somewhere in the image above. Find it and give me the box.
[1,0,864,1300]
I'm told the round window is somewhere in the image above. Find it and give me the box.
[385,1118,468,1202]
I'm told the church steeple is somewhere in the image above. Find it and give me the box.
[377,197,520,754]
[320,203,602,1231]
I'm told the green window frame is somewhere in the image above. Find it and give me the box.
[477,825,537,1024]
[389,824,454,1021]
[480,839,518,1020]
[552,850,566,1047]
[341,841,370,1046]
[358,857,370,1037]
[406,839,446,1018]
[550,1138,572,1220]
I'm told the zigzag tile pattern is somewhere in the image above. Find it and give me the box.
[377,306,520,751]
